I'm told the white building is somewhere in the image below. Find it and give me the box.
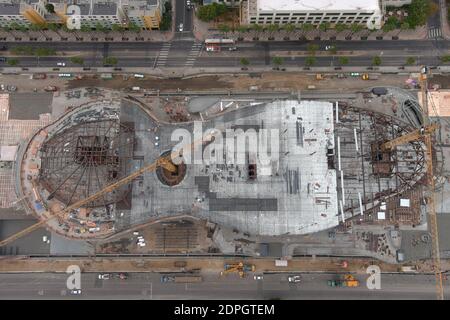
[243,0,383,29]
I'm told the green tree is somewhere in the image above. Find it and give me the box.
[112,24,124,32]
[103,56,118,65]
[307,43,319,55]
[240,57,249,67]
[406,57,416,65]
[29,24,44,31]
[440,55,450,63]
[94,22,108,32]
[128,22,141,32]
[252,24,263,32]
[218,24,231,35]
[272,56,284,67]
[7,58,19,66]
[350,23,363,33]
[283,23,296,34]
[237,25,249,33]
[319,22,330,32]
[70,57,84,65]
[400,21,410,30]
[80,25,91,32]
[406,0,432,28]
[45,3,55,13]
[338,56,349,65]
[382,16,399,32]
[372,56,382,66]
[335,23,347,33]
[302,24,314,32]
[47,23,59,31]
[305,56,316,66]
[197,3,228,22]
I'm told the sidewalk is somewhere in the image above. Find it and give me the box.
[0,29,173,43]
[192,15,428,42]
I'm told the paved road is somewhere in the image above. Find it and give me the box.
[174,0,193,40]
[0,272,447,300]
[0,40,449,68]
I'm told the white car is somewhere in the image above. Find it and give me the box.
[288,275,302,283]
[254,275,263,280]
[57,62,66,66]
[70,289,82,295]
[179,23,183,32]
[138,242,146,247]
[98,274,110,280]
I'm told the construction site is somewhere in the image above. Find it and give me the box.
[0,70,449,298]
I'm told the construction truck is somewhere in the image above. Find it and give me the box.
[327,275,359,287]
[221,262,256,278]
[316,74,324,80]
[161,275,202,283]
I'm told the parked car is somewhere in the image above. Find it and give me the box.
[179,23,183,32]
[228,47,237,51]
[70,289,82,295]
[98,273,110,280]
[288,275,302,283]
[253,275,263,280]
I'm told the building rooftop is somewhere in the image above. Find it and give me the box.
[258,0,380,12]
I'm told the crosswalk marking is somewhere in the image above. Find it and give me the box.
[185,42,202,67]
[428,27,442,39]
[156,43,172,67]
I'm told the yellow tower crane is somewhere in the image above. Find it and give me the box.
[0,129,219,247]
[379,65,444,300]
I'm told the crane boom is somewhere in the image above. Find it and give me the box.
[0,129,216,248]
[0,151,178,247]
[380,123,439,151]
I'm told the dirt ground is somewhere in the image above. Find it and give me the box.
[2,73,449,94]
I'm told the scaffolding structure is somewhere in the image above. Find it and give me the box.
[39,120,135,207]
[335,105,427,225]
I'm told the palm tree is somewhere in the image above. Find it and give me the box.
[338,56,349,65]
[335,23,347,33]
[240,57,249,69]
[305,56,316,66]
[267,24,279,39]
[283,23,296,36]
[350,23,363,36]
[405,57,415,66]
[301,23,314,39]
[272,56,284,69]
[307,43,319,55]
[318,22,330,38]
[218,24,231,37]
[372,56,382,66]
[7,58,19,66]
[251,24,263,39]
